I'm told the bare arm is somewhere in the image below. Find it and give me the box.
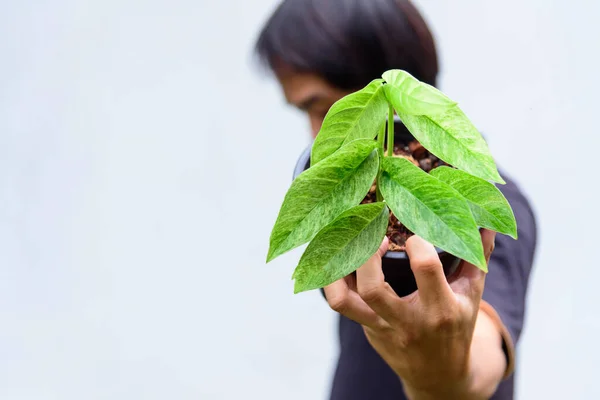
[403,309,507,400]
[324,230,510,400]
[468,309,507,398]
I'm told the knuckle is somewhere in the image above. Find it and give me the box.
[358,284,384,304]
[364,320,391,337]
[411,255,442,273]
[427,310,459,332]
[374,318,392,332]
[327,293,349,314]
[398,330,419,347]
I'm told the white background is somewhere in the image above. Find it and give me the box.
[0,0,598,399]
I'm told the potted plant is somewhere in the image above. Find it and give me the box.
[267,70,517,296]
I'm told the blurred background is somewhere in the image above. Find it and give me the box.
[0,0,598,399]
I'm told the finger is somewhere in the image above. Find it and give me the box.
[324,278,384,328]
[450,229,496,302]
[356,238,406,319]
[344,272,357,292]
[405,235,454,306]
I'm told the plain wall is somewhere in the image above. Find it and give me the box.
[0,0,597,399]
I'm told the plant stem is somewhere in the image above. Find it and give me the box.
[376,180,383,202]
[377,120,386,155]
[376,121,385,202]
[387,103,394,157]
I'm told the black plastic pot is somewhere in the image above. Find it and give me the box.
[292,119,461,297]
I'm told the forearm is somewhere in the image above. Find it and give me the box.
[467,308,507,398]
[403,309,506,400]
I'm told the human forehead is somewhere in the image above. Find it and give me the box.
[278,71,333,106]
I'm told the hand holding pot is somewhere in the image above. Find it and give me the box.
[323,229,507,400]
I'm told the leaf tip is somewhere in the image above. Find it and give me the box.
[474,251,489,273]
[293,280,308,294]
[479,262,489,273]
[471,248,488,273]
[266,247,278,263]
[493,174,506,185]
[505,216,518,239]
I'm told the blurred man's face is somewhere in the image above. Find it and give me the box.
[275,64,349,138]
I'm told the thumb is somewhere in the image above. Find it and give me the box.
[451,229,496,300]
[376,236,389,258]
[354,236,388,291]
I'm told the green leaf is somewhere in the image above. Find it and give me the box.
[293,202,389,293]
[380,157,487,270]
[382,70,456,115]
[311,79,388,165]
[430,166,517,239]
[396,107,505,184]
[267,139,380,263]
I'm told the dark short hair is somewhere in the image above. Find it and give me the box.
[255,0,439,89]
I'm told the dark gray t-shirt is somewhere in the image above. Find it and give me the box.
[328,173,537,400]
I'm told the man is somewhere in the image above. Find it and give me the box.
[255,1,537,398]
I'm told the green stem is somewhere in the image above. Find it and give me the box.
[387,103,394,157]
[376,121,385,202]
[377,120,386,155]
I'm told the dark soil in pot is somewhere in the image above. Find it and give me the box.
[293,118,461,298]
[360,142,447,252]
